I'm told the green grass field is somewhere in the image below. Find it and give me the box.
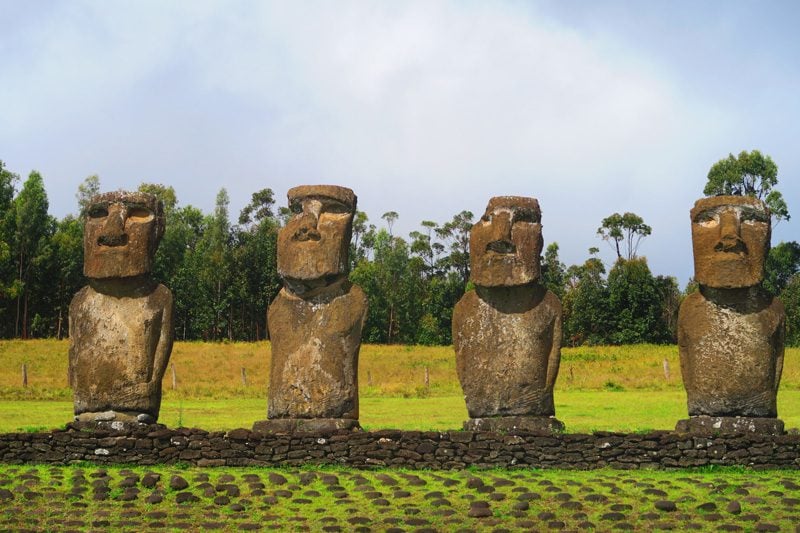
[2,464,800,532]
[2,340,800,531]
[1,340,799,433]
[4,392,800,435]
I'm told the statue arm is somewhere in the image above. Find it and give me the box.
[546,305,562,392]
[150,287,175,388]
[774,312,785,393]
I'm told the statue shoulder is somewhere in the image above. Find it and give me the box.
[679,291,705,314]
[152,283,174,304]
[770,294,786,315]
[347,282,367,302]
[453,289,478,313]
[69,285,92,311]
[540,288,563,315]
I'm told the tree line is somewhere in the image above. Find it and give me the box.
[1,151,798,346]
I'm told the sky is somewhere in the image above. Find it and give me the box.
[1,0,798,287]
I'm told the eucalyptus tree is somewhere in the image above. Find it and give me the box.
[597,212,651,260]
[704,149,789,223]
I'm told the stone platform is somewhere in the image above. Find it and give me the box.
[463,416,564,433]
[252,418,361,434]
[675,416,785,435]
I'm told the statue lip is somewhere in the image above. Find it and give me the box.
[714,239,747,255]
[486,240,516,254]
[98,234,129,247]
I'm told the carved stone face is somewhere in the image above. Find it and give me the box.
[83,191,165,279]
[277,185,356,281]
[691,195,770,289]
[470,196,542,287]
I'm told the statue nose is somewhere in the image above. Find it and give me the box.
[715,209,745,253]
[293,200,323,241]
[489,212,513,239]
[98,205,128,246]
[719,209,740,236]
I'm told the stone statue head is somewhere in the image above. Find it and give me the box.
[691,195,771,289]
[470,196,543,287]
[277,185,356,282]
[83,191,165,279]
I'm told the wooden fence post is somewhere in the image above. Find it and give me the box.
[241,367,248,387]
[663,358,670,381]
[22,363,28,388]
[171,363,177,390]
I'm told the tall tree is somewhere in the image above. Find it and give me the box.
[541,242,567,299]
[233,188,280,340]
[76,174,100,214]
[597,212,652,260]
[381,211,399,236]
[12,171,52,338]
[203,188,233,340]
[238,188,275,227]
[350,211,370,267]
[436,210,473,286]
[563,249,611,346]
[47,215,84,338]
[607,257,672,344]
[138,182,177,215]
[0,161,18,314]
[781,275,800,347]
[763,241,800,296]
[704,149,789,222]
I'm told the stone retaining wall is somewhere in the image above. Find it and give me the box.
[2,426,800,470]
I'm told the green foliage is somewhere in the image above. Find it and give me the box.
[75,174,100,214]
[238,188,275,226]
[9,171,54,338]
[138,182,177,215]
[607,258,673,344]
[764,241,800,296]
[435,210,473,285]
[704,149,789,221]
[541,242,566,299]
[783,275,800,347]
[563,251,676,346]
[563,251,612,346]
[597,212,651,260]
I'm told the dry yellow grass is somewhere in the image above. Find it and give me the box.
[1,339,799,401]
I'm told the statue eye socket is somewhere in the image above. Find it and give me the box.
[88,206,108,218]
[127,206,154,222]
[740,208,768,224]
[321,201,349,215]
[694,210,718,224]
[513,209,539,224]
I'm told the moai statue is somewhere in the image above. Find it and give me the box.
[453,196,564,433]
[253,185,367,433]
[69,191,174,428]
[677,195,786,434]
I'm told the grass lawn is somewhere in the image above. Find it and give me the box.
[3,340,800,530]
[4,390,800,434]
[1,339,799,433]
[2,463,800,531]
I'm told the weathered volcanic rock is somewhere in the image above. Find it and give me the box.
[257,185,367,430]
[69,191,173,423]
[678,195,785,423]
[453,196,562,426]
